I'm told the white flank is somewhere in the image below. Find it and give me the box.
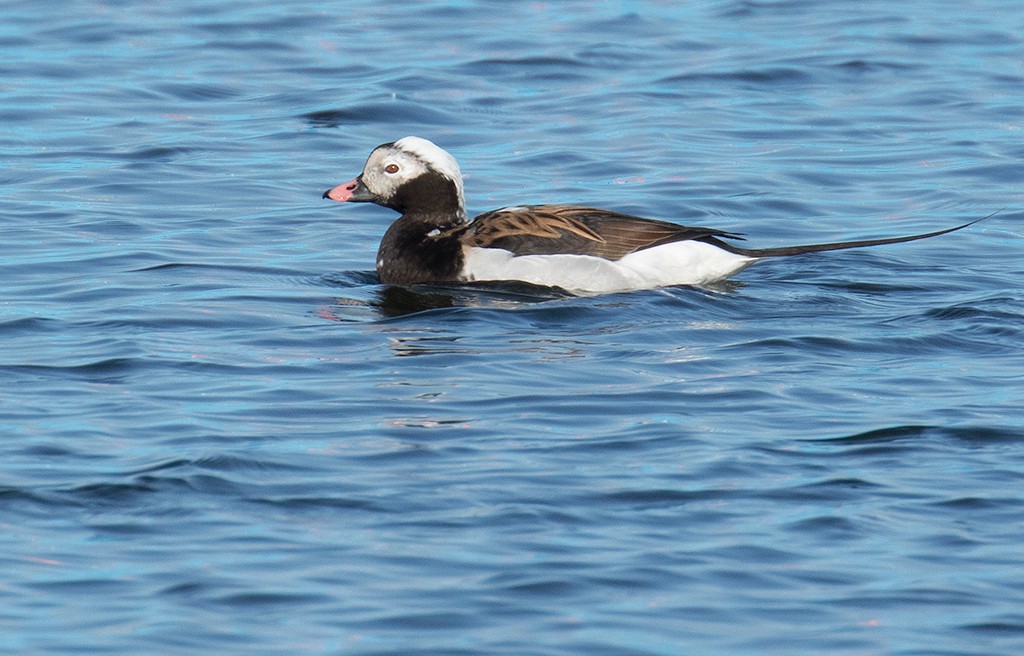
[462,241,756,293]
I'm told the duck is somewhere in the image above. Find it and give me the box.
[323,136,983,294]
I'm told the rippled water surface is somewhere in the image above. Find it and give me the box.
[3,1,1024,654]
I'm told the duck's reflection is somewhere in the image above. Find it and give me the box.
[320,272,740,322]
[375,285,458,316]
[373,281,571,318]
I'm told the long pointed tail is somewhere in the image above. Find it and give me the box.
[716,210,1000,259]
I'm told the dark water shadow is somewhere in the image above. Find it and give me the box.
[321,269,585,320]
[373,282,575,318]
[806,424,1024,445]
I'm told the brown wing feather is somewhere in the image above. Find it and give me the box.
[462,204,743,261]
[469,205,606,244]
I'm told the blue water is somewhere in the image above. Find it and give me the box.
[3,0,1024,654]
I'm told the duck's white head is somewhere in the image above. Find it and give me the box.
[324,136,466,221]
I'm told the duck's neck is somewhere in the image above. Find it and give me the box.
[386,171,466,223]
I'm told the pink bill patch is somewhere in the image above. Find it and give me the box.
[325,177,360,202]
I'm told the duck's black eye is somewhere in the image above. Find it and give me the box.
[384,163,400,174]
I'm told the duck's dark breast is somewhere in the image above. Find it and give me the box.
[376,219,466,285]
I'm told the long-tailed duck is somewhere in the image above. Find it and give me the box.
[323,136,983,294]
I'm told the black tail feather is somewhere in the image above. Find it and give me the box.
[713,210,1000,259]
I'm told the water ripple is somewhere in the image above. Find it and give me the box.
[4,1,1023,655]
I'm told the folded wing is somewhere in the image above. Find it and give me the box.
[462,204,744,261]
